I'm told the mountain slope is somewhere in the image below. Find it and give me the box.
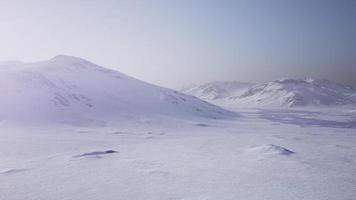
[0,55,233,124]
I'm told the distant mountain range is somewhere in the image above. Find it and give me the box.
[181,81,252,100]
[181,78,356,108]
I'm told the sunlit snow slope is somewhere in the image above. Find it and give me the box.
[0,55,233,124]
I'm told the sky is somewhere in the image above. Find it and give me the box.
[0,0,356,88]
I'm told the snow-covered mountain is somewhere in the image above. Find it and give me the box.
[182,78,356,108]
[0,55,233,124]
[231,78,356,107]
[181,81,251,101]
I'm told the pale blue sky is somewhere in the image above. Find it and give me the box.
[0,0,355,88]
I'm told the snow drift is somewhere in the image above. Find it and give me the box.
[0,55,233,124]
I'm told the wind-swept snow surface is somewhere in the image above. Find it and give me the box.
[0,55,233,124]
[0,108,355,200]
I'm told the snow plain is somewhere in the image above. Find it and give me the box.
[1,107,356,200]
[1,56,356,200]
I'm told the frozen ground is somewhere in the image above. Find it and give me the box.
[1,107,356,200]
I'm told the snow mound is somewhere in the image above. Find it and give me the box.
[181,81,251,100]
[230,78,356,107]
[247,144,295,156]
[0,55,234,123]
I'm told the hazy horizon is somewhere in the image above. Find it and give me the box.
[1,0,355,88]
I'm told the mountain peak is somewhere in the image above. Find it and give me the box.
[46,55,112,73]
[51,55,89,63]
